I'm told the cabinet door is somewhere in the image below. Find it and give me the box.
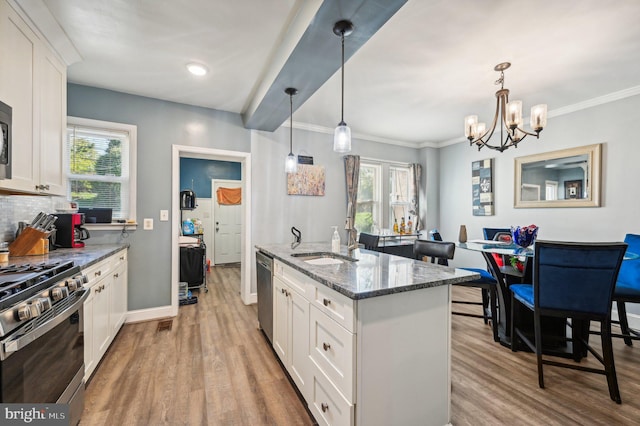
[93,276,112,361]
[83,288,95,381]
[38,49,66,195]
[272,276,289,362]
[110,261,127,335]
[289,288,310,401]
[0,1,38,192]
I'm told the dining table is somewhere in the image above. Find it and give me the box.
[457,240,639,359]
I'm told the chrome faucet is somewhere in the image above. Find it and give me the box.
[291,226,301,249]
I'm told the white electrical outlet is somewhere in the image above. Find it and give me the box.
[143,218,153,230]
[160,210,169,221]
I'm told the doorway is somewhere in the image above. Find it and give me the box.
[212,179,242,265]
[171,145,252,315]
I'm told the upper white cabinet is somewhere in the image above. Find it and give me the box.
[0,0,67,195]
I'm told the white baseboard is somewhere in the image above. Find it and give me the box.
[125,305,175,323]
[612,308,640,330]
[244,292,257,305]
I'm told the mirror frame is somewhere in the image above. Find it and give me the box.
[514,143,602,208]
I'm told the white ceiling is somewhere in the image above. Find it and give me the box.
[19,0,640,147]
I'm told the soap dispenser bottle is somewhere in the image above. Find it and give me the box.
[331,226,340,253]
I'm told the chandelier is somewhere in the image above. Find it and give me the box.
[465,62,547,152]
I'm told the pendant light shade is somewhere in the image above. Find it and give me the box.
[284,87,298,173]
[333,20,354,153]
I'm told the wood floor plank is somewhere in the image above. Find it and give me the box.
[81,269,640,425]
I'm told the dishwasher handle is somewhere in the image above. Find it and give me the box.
[256,252,273,271]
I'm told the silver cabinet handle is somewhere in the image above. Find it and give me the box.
[323,298,331,306]
[322,342,331,351]
[321,403,329,412]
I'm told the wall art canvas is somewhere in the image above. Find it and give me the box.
[287,164,325,196]
[472,158,494,216]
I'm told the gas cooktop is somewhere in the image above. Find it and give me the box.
[0,260,77,309]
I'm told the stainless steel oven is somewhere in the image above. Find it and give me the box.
[0,261,88,425]
[0,99,11,180]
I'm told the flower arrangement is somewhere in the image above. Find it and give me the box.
[509,255,526,273]
[511,224,539,248]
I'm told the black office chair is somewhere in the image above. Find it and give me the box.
[510,240,627,403]
[358,233,380,250]
[413,240,455,266]
[430,229,499,341]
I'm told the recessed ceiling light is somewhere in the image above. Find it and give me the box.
[186,63,208,76]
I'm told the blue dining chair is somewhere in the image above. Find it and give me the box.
[510,240,627,404]
[612,233,640,346]
[430,229,499,342]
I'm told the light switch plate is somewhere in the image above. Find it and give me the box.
[160,210,169,221]
[143,218,153,230]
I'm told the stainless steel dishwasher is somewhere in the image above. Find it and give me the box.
[256,251,273,343]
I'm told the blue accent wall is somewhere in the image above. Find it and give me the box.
[180,158,241,198]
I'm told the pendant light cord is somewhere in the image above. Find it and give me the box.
[340,30,345,123]
[289,92,293,154]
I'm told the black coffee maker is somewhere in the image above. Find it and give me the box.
[56,213,90,248]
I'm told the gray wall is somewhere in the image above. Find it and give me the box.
[68,84,425,309]
[434,94,640,272]
[68,84,250,310]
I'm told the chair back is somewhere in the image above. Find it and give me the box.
[493,232,512,243]
[358,233,380,250]
[484,228,510,241]
[414,240,455,266]
[616,234,640,290]
[429,229,443,241]
[534,240,627,316]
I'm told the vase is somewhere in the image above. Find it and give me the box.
[458,225,467,243]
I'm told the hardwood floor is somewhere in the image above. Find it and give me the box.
[81,268,640,425]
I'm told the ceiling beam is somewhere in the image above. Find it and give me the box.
[242,0,407,132]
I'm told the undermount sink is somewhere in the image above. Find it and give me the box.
[291,251,358,265]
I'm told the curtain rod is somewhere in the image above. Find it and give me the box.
[359,156,412,167]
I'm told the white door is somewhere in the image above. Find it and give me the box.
[212,179,242,264]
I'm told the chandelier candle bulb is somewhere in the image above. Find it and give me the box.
[531,104,547,131]
[506,100,522,128]
[465,115,478,139]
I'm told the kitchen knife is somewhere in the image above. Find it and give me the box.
[30,212,46,227]
[40,215,57,231]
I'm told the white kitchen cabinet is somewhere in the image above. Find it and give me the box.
[272,272,311,401]
[272,260,451,426]
[0,0,66,195]
[110,250,128,335]
[83,249,129,381]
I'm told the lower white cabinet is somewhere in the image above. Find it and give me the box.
[83,249,128,381]
[272,259,451,426]
[272,275,311,400]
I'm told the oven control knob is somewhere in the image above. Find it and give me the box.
[81,274,88,284]
[66,279,79,292]
[38,297,52,312]
[17,305,32,321]
[51,287,69,301]
[28,300,43,318]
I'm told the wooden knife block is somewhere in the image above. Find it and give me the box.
[9,227,50,256]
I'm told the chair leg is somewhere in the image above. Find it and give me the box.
[510,293,518,352]
[534,310,545,389]
[601,320,622,404]
[489,286,499,342]
[617,301,633,347]
[481,288,490,324]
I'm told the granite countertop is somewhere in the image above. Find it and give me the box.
[256,242,480,300]
[5,244,129,269]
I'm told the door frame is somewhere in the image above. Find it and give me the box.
[211,178,242,265]
[171,145,253,313]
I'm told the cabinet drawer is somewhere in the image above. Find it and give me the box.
[309,369,354,426]
[312,284,355,333]
[83,258,112,287]
[274,260,312,299]
[112,249,127,269]
[309,306,355,403]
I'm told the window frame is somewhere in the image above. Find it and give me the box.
[66,116,137,229]
[389,164,414,230]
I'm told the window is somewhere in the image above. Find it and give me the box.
[66,117,137,222]
[356,162,381,233]
[389,165,414,230]
[357,161,414,234]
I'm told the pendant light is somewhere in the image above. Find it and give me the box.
[333,20,354,153]
[284,87,298,173]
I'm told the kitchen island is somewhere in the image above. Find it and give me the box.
[256,243,479,426]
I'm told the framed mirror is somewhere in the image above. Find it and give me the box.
[514,143,602,208]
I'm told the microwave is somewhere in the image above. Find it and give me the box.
[0,100,11,180]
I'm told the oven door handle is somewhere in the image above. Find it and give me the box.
[1,290,89,360]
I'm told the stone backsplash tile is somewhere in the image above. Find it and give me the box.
[0,195,65,243]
